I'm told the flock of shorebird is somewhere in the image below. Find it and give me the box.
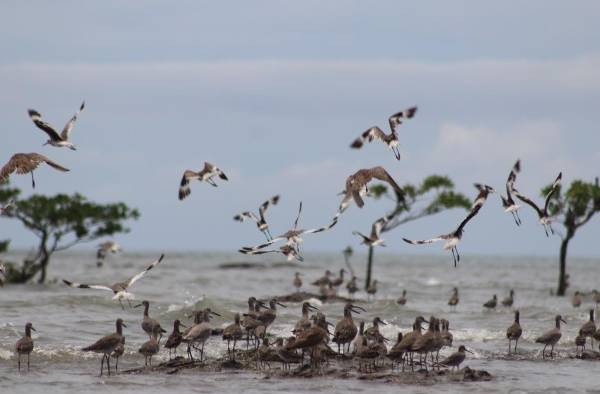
[1,103,590,377]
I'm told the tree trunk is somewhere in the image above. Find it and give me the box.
[365,246,374,291]
[557,234,573,296]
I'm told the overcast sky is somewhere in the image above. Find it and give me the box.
[1,1,599,258]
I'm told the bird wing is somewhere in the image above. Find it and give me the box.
[126,254,164,288]
[388,106,417,133]
[350,126,387,149]
[456,186,491,233]
[505,159,520,200]
[240,236,287,252]
[61,101,85,140]
[369,167,405,203]
[293,201,302,230]
[234,211,259,223]
[202,162,228,180]
[543,172,562,214]
[28,109,62,141]
[371,215,389,239]
[402,237,444,245]
[514,189,543,218]
[62,279,113,292]
[27,153,70,172]
[0,154,40,180]
[300,218,338,235]
[178,170,197,200]
[352,231,371,243]
[258,195,279,222]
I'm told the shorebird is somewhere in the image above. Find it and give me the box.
[0,199,14,215]
[448,287,459,309]
[572,291,582,307]
[330,268,346,288]
[500,160,522,226]
[387,332,404,370]
[502,290,515,307]
[28,102,85,150]
[350,106,418,160]
[239,244,304,262]
[441,319,453,347]
[135,300,167,341]
[514,172,562,236]
[346,276,359,297]
[257,298,287,330]
[241,297,267,348]
[353,215,390,247]
[575,330,586,355]
[234,195,280,241]
[111,336,125,373]
[535,315,566,359]
[82,318,126,376]
[356,337,380,373]
[403,183,495,267]
[178,162,228,200]
[592,289,600,305]
[337,167,405,216]
[63,254,164,309]
[397,289,408,305]
[438,345,472,371]
[396,316,428,370]
[240,201,337,253]
[506,310,522,354]
[289,314,331,366]
[367,279,378,301]
[293,272,302,292]
[96,241,121,266]
[0,152,69,188]
[333,303,366,354]
[365,317,387,342]
[222,313,243,360]
[15,322,35,371]
[483,294,497,309]
[580,309,596,346]
[277,337,302,370]
[139,335,159,366]
[294,302,320,334]
[164,319,186,359]
[312,270,333,287]
[183,308,221,362]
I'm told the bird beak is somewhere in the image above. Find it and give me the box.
[122,323,127,328]
[422,319,429,324]
[326,321,335,328]
[210,311,221,317]
[561,318,567,324]
[31,326,37,332]
[379,320,388,326]
[307,303,319,311]
[257,301,269,309]
[179,322,187,328]
[382,337,390,343]
[276,302,287,308]
[133,303,143,308]
[465,348,473,354]
[350,305,367,313]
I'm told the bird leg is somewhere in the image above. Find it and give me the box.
[31,172,36,189]
[207,178,218,187]
[118,299,125,310]
[450,248,457,267]
[515,339,518,353]
[100,354,105,377]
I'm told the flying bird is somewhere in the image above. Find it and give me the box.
[353,215,390,247]
[500,160,522,226]
[403,184,495,267]
[240,201,336,254]
[0,152,69,188]
[63,254,164,309]
[513,172,562,236]
[234,195,280,241]
[337,166,405,219]
[178,162,228,200]
[350,106,417,160]
[239,244,304,262]
[28,101,85,150]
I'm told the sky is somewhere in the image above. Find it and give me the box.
[1,1,599,258]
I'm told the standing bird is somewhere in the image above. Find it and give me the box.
[111,336,125,373]
[397,289,408,305]
[500,160,522,226]
[448,287,459,309]
[387,332,405,370]
[222,313,243,360]
[293,272,303,293]
[483,294,497,309]
[257,298,287,331]
[138,335,159,367]
[403,184,495,266]
[178,162,228,200]
[575,329,587,355]
[506,310,522,354]
[330,268,346,288]
[312,270,333,287]
[337,167,405,215]
[0,152,69,188]
[365,317,387,342]
[183,309,221,362]
[28,101,85,150]
[353,215,389,247]
[346,276,359,297]
[63,254,164,309]
[502,290,515,307]
[15,322,36,371]
[82,319,126,376]
[135,300,166,341]
[535,315,566,359]
[294,302,320,334]
[350,106,418,160]
[234,195,280,241]
[572,291,582,308]
[164,319,186,359]
[580,309,596,346]
[438,345,472,371]
[514,172,562,236]
[333,303,366,354]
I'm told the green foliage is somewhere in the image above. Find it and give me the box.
[0,239,8,253]
[423,191,472,215]
[369,184,388,199]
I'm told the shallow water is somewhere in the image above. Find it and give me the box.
[1,251,599,393]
